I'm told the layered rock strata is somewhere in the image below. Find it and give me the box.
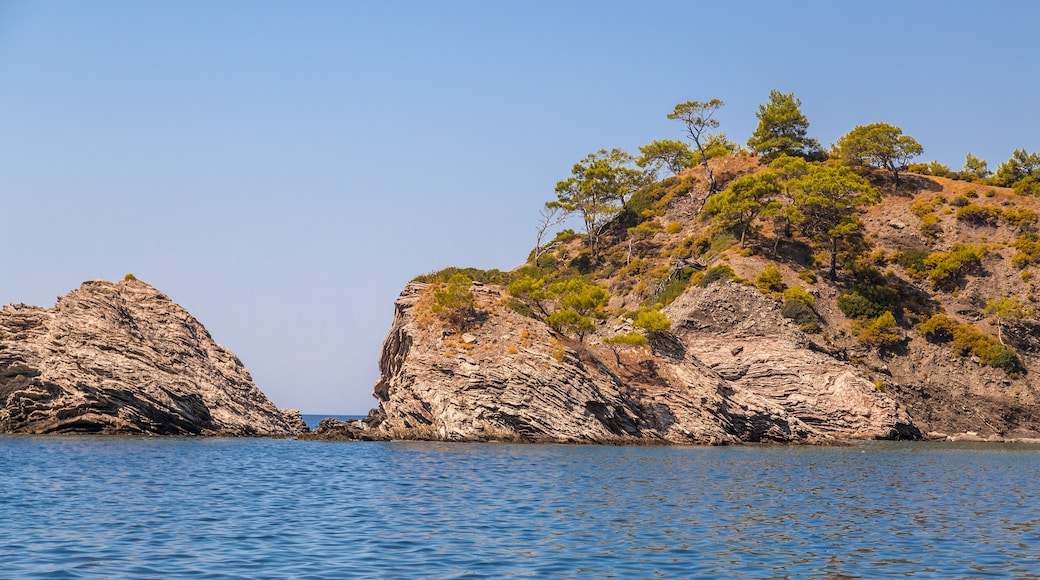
[0,279,300,436]
[313,281,919,443]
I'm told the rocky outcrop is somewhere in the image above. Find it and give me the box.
[664,283,920,440]
[315,281,919,444]
[0,279,300,436]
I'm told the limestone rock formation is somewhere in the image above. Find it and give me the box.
[314,281,918,444]
[0,279,300,436]
[664,283,920,440]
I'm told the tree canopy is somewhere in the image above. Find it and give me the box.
[834,122,923,186]
[790,163,880,279]
[746,90,821,160]
[667,99,724,194]
[553,148,650,260]
[637,139,694,176]
[706,169,782,248]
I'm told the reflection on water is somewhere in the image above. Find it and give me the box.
[1,437,1038,578]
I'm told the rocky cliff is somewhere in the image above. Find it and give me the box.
[313,281,916,444]
[316,156,1040,445]
[0,279,302,436]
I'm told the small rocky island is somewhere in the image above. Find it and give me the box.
[313,95,1040,444]
[8,94,1040,445]
[0,278,305,435]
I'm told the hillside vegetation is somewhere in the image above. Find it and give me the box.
[413,91,1040,438]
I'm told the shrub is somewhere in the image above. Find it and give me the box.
[1013,176,1040,197]
[893,248,930,278]
[924,244,986,290]
[696,264,735,287]
[432,274,479,330]
[909,200,935,218]
[709,231,735,254]
[781,297,820,333]
[554,229,580,243]
[919,314,955,341]
[548,278,609,318]
[1012,232,1040,268]
[414,267,508,285]
[986,346,1021,374]
[837,277,899,320]
[755,264,785,294]
[666,221,683,234]
[546,309,594,338]
[955,204,1001,226]
[604,331,648,346]
[1002,207,1038,230]
[783,285,815,306]
[123,273,137,282]
[921,314,1019,374]
[797,269,818,284]
[854,311,902,347]
[919,213,943,241]
[633,309,672,334]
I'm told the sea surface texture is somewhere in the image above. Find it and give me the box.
[1,437,1038,578]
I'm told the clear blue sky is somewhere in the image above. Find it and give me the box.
[1,1,1037,414]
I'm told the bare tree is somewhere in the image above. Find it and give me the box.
[533,202,567,266]
[668,99,724,195]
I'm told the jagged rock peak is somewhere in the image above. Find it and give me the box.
[0,278,301,436]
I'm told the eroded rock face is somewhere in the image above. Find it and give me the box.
[0,280,299,436]
[320,281,918,444]
[665,283,920,440]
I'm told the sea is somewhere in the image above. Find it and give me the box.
[1,430,1038,578]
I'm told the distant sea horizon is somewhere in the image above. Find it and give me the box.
[301,414,366,429]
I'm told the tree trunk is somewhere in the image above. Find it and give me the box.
[829,237,838,280]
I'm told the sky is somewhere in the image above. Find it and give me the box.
[1,0,1037,414]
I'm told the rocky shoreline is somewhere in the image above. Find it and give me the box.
[5,277,1040,445]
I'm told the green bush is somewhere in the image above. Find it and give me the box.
[123,273,137,282]
[755,264,785,294]
[919,213,943,241]
[432,274,479,329]
[1013,175,1040,197]
[924,244,986,290]
[920,314,1019,374]
[783,286,815,306]
[955,204,1001,226]
[414,267,508,285]
[604,331,648,346]
[546,309,594,338]
[837,276,899,320]
[910,200,935,218]
[1012,232,1040,269]
[894,248,931,277]
[696,264,735,287]
[919,314,955,341]
[633,309,672,334]
[854,311,902,347]
[1002,207,1038,230]
[780,298,820,333]
[554,229,581,243]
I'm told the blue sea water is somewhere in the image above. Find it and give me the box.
[1,438,1038,579]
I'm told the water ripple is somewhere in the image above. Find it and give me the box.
[1,437,1039,577]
